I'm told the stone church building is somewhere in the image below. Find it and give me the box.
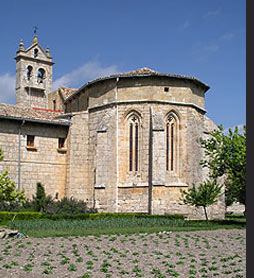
[0,35,225,219]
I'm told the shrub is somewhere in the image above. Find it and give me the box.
[33,182,51,212]
[0,211,43,222]
[44,197,97,214]
[0,150,26,204]
[0,211,185,223]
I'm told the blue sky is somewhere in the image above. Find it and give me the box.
[0,0,245,130]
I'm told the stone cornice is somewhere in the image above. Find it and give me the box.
[88,99,206,114]
[14,55,54,66]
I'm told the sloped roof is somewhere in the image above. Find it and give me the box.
[58,87,77,101]
[66,67,210,103]
[49,87,77,101]
[0,103,69,126]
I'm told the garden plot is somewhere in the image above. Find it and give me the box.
[0,229,245,278]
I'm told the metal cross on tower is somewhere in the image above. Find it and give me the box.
[33,26,38,35]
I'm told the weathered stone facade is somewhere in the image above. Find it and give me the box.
[15,35,53,109]
[0,119,68,199]
[0,35,225,219]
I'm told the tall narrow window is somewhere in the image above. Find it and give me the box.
[135,123,138,172]
[166,114,177,172]
[27,66,33,81]
[128,114,140,172]
[129,123,133,171]
[171,123,174,171]
[58,138,65,149]
[53,100,56,110]
[166,123,169,171]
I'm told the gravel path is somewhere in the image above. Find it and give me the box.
[0,229,245,278]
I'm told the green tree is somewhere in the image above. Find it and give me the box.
[200,125,246,210]
[0,150,26,203]
[180,180,223,221]
[33,182,50,212]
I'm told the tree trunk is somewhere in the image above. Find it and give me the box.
[203,206,209,222]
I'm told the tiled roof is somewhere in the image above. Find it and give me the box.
[49,87,77,101]
[0,103,69,125]
[58,87,77,101]
[104,67,209,89]
[66,67,210,103]
[117,67,158,76]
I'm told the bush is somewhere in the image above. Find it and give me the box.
[44,197,97,214]
[0,211,43,222]
[0,211,185,223]
[34,182,51,212]
[0,191,96,214]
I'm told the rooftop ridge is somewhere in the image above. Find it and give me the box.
[65,67,210,103]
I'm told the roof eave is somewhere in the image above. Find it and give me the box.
[0,115,70,126]
[64,73,210,103]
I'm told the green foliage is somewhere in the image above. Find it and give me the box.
[0,149,3,161]
[0,211,43,222]
[0,211,184,223]
[0,149,26,204]
[33,182,50,212]
[0,195,96,214]
[5,216,245,237]
[200,125,246,207]
[0,170,26,204]
[181,180,223,221]
[45,196,96,214]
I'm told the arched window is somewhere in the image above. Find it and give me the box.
[37,68,45,83]
[128,114,140,172]
[27,66,33,81]
[166,113,177,172]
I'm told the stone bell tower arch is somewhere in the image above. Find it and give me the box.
[14,31,54,109]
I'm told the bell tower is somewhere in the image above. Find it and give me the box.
[14,31,54,109]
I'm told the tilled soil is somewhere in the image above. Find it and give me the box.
[0,229,245,278]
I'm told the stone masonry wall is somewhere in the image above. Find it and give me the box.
[88,107,118,212]
[64,75,225,219]
[0,119,68,199]
[65,112,92,204]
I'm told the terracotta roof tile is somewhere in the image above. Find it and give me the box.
[0,103,68,125]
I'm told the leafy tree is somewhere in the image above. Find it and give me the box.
[200,125,246,210]
[0,150,26,203]
[180,180,223,221]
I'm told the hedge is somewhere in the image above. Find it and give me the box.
[0,211,185,222]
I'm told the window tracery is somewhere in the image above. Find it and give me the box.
[128,113,140,172]
[166,113,177,172]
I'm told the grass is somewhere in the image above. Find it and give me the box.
[5,214,245,238]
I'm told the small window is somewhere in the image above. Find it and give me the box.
[27,135,35,147]
[34,48,38,58]
[58,138,65,149]
[53,100,56,111]
[164,87,169,92]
